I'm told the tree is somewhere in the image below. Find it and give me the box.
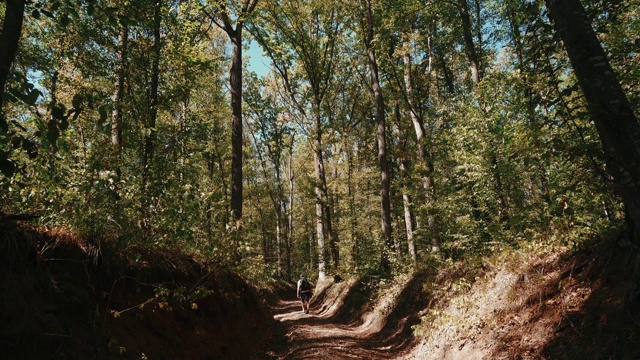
[204,0,259,228]
[110,20,129,205]
[0,0,25,110]
[457,0,482,84]
[0,0,26,175]
[358,0,393,271]
[545,0,640,238]
[246,75,294,278]
[250,0,343,281]
[400,27,440,255]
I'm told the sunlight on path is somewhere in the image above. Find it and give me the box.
[272,299,396,360]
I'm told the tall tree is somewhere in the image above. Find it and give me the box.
[545,0,640,237]
[250,0,342,281]
[457,0,482,84]
[401,34,440,255]
[246,76,293,277]
[141,0,163,225]
[360,0,393,271]
[0,0,26,128]
[111,24,129,204]
[205,0,259,227]
[456,0,509,221]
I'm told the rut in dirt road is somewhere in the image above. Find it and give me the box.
[269,277,422,360]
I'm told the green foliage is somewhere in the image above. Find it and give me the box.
[154,284,213,309]
[1,0,636,285]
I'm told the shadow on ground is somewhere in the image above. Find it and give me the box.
[270,271,432,359]
[494,232,640,359]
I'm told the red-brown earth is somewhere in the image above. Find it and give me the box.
[2,221,640,359]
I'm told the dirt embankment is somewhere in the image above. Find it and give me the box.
[0,223,277,360]
[404,231,640,360]
[4,220,640,360]
[269,230,640,360]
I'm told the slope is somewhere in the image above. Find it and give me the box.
[0,221,277,360]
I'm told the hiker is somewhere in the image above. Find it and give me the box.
[297,274,314,314]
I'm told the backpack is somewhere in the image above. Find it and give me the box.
[300,278,311,291]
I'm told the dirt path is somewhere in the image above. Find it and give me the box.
[269,295,415,360]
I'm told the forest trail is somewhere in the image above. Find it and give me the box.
[270,299,397,359]
[267,279,419,360]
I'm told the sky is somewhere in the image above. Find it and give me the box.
[246,40,270,77]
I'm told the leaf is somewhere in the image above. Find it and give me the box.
[59,118,69,131]
[60,13,70,27]
[68,7,79,19]
[5,88,20,103]
[23,89,41,106]
[72,109,81,121]
[72,93,83,109]
[10,136,22,149]
[52,105,66,120]
[22,138,36,151]
[98,105,108,125]
[47,123,60,143]
[0,156,16,178]
[0,116,8,133]
[86,94,94,109]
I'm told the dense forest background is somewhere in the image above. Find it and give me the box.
[1,0,639,288]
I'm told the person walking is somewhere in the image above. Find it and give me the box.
[297,274,314,314]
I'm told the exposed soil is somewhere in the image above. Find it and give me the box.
[403,232,640,359]
[0,223,275,360]
[4,221,640,360]
[268,274,429,359]
[267,232,640,360]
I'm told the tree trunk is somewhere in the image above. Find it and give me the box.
[314,127,327,281]
[545,0,640,236]
[48,71,58,175]
[111,26,128,204]
[362,0,393,271]
[458,0,481,84]
[400,159,417,266]
[287,147,294,279]
[402,192,417,264]
[229,27,244,225]
[142,0,161,217]
[111,27,128,151]
[276,212,283,277]
[325,192,336,271]
[403,41,441,254]
[275,152,284,278]
[307,220,316,275]
[347,140,359,270]
[0,0,26,126]
[329,164,340,270]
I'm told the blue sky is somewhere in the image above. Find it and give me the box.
[247,40,270,77]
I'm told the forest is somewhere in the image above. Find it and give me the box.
[1,0,640,359]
